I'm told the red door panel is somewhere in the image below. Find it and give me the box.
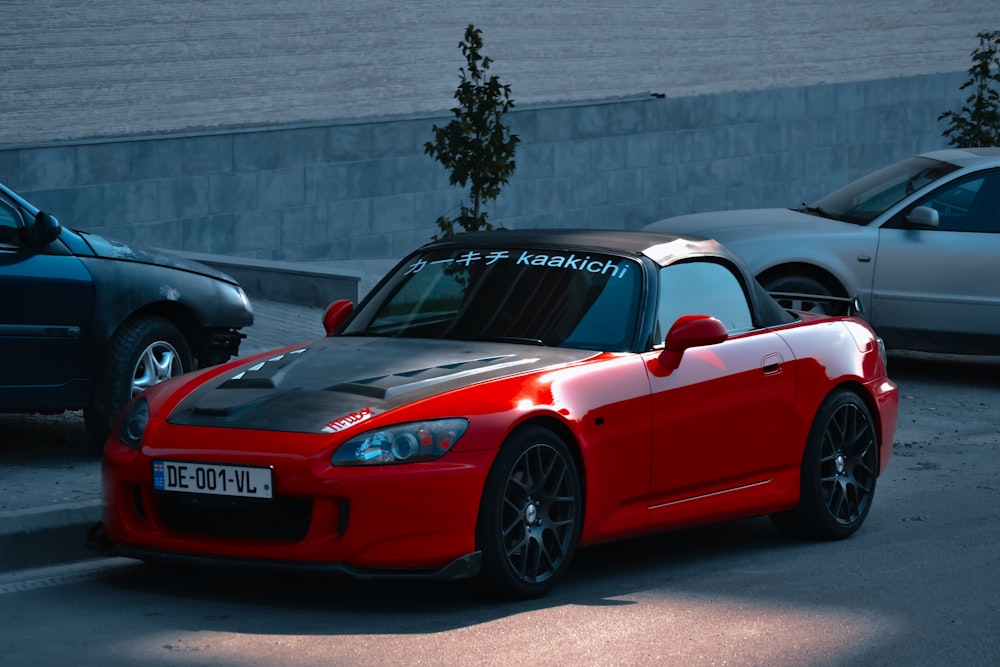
[645,332,797,509]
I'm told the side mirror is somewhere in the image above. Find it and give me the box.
[906,206,939,228]
[657,315,728,373]
[29,211,61,246]
[322,299,354,336]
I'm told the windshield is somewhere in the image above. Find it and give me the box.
[802,156,960,225]
[345,247,643,351]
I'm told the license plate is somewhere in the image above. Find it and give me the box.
[152,460,273,499]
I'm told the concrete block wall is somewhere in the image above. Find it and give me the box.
[0,72,965,265]
[5,1,988,146]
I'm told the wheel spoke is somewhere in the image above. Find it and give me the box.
[500,511,523,541]
[132,348,156,393]
[825,481,846,518]
[514,544,542,577]
[151,348,176,382]
[526,540,544,578]
[545,463,567,495]
[539,451,559,487]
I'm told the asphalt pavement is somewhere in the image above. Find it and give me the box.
[0,298,328,571]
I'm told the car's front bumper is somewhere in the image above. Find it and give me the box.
[88,522,482,581]
[99,426,497,572]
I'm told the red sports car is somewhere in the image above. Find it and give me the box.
[93,230,898,598]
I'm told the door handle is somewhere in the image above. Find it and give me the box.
[762,353,783,374]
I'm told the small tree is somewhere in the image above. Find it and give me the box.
[424,24,520,237]
[939,30,1000,147]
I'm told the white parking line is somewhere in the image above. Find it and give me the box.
[0,558,134,595]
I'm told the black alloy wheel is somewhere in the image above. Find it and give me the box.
[477,427,583,598]
[771,389,878,540]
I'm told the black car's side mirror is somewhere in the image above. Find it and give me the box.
[29,211,62,246]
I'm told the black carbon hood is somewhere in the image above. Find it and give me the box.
[167,337,597,434]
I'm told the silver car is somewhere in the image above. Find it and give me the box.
[645,147,1000,354]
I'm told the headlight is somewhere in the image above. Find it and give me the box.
[118,397,150,451]
[331,418,468,466]
[237,285,253,316]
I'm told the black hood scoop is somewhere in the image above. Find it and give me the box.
[329,354,538,400]
[168,337,596,434]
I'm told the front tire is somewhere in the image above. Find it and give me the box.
[770,389,878,540]
[476,427,583,599]
[85,316,192,448]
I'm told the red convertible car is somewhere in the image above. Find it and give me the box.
[93,230,898,598]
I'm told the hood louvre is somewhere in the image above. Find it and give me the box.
[327,355,535,400]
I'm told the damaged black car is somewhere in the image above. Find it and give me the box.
[0,181,253,446]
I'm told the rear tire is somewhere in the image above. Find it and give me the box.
[85,316,192,449]
[476,427,583,599]
[763,274,838,315]
[770,389,878,540]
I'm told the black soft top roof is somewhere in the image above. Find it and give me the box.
[421,228,734,266]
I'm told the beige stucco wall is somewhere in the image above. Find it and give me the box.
[3,0,991,145]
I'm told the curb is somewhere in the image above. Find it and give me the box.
[0,501,102,572]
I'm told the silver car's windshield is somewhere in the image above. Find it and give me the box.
[801,156,961,225]
[345,247,642,351]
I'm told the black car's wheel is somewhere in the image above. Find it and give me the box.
[763,274,838,315]
[770,389,878,540]
[85,316,192,448]
[476,427,583,599]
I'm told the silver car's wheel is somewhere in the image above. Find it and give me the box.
[764,274,838,315]
[477,427,582,598]
[771,389,878,540]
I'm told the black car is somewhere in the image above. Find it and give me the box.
[0,181,253,446]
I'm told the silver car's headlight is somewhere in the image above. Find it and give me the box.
[331,418,468,466]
